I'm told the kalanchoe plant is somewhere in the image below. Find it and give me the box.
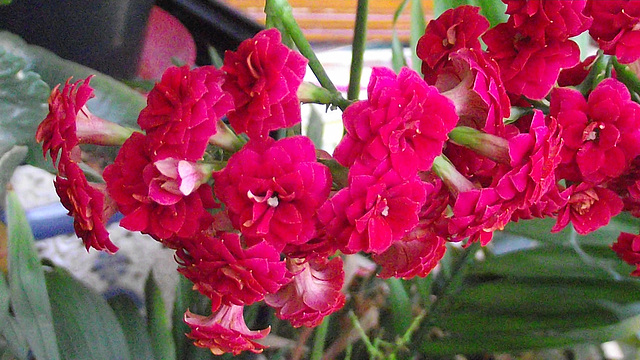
[21,0,640,358]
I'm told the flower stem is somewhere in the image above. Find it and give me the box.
[612,57,640,96]
[431,155,476,196]
[348,310,384,359]
[310,316,331,360]
[269,0,351,111]
[264,0,293,48]
[447,126,510,165]
[347,0,368,101]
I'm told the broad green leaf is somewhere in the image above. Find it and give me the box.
[0,146,27,210]
[46,267,131,360]
[0,31,146,171]
[409,0,427,73]
[475,0,507,27]
[108,294,154,360]
[413,215,640,356]
[6,190,60,360]
[385,278,412,336]
[145,271,176,360]
[0,31,146,127]
[433,0,475,18]
[172,275,198,360]
[0,45,50,171]
[0,271,27,360]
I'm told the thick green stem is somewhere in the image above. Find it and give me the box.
[612,57,640,96]
[347,0,368,100]
[264,0,293,47]
[447,126,510,165]
[310,316,330,360]
[269,0,351,111]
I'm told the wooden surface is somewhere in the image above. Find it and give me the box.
[221,0,433,43]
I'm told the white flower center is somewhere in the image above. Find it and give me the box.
[267,196,279,207]
[381,205,389,217]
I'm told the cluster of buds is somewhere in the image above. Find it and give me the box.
[34,0,640,355]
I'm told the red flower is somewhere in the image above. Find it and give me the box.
[176,231,291,311]
[612,232,640,276]
[214,136,331,251]
[334,67,458,179]
[504,0,592,41]
[447,187,510,245]
[552,183,624,235]
[436,48,510,135]
[483,22,580,99]
[36,78,87,163]
[185,304,269,356]
[586,0,640,63]
[551,78,640,184]
[222,28,308,138]
[318,168,427,254]
[54,158,118,253]
[372,229,446,279]
[103,132,216,243]
[265,257,345,328]
[558,54,597,86]
[495,111,563,207]
[138,65,234,161]
[36,76,136,169]
[416,5,490,83]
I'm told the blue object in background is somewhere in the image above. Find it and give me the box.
[0,202,123,240]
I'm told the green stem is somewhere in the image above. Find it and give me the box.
[269,0,351,111]
[431,155,476,196]
[398,309,426,347]
[348,310,383,359]
[310,316,330,360]
[612,57,640,97]
[264,0,293,48]
[347,0,368,100]
[447,126,510,165]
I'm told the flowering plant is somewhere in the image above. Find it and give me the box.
[5,0,640,359]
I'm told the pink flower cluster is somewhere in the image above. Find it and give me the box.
[34,1,640,355]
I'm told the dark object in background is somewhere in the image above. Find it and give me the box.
[155,0,264,65]
[0,0,263,79]
[0,0,155,79]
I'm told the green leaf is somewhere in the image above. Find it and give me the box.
[475,0,507,27]
[413,215,640,356]
[145,271,176,360]
[385,278,413,336]
[0,145,27,210]
[45,267,131,360]
[409,0,426,73]
[172,275,197,360]
[6,190,60,360]
[0,45,50,172]
[108,294,154,360]
[433,0,476,18]
[0,271,27,360]
[0,31,146,169]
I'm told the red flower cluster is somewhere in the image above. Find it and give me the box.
[36,2,640,355]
